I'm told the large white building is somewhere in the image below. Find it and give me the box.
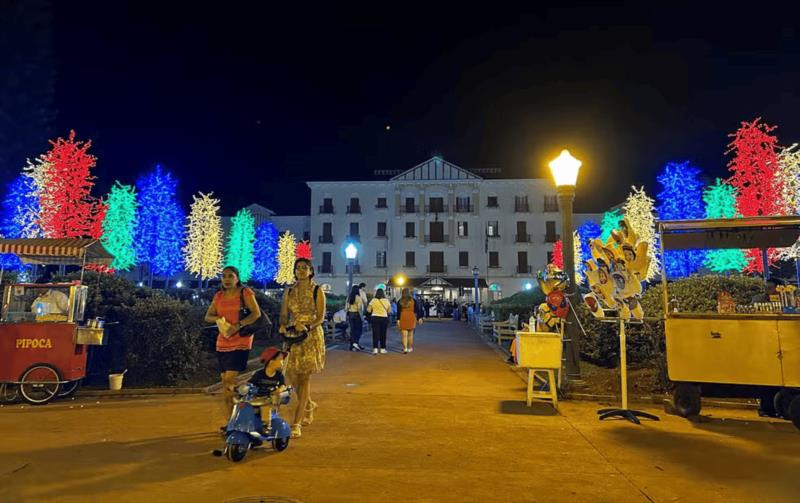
[308,157,600,299]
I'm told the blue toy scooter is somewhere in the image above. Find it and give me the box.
[214,330,308,462]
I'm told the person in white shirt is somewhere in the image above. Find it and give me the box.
[366,288,391,354]
[31,288,70,318]
[346,286,365,351]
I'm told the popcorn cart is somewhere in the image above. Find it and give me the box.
[659,217,800,430]
[0,239,113,405]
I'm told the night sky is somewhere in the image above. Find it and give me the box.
[13,2,800,215]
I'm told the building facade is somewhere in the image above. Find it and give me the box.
[308,157,600,299]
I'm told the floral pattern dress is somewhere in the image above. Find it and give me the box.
[285,283,326,375]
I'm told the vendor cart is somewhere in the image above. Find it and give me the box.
[659,216,800,429]
[0,238,113,404]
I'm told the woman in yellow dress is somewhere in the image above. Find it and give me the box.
[280,258,326,438]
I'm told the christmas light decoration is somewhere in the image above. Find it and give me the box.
[84,263,115,274]
[253,221,279,287]
[135,165,185,280]
[101,182,138,271]
[183,192,223,281]
[703,178,749,273]
[551,239,563,269]
[38,131,107,239]
[275,230,297,285]
[577,219,601,267]
[225,208,256,283]
[600,209,623,242]
[573,230,583,285]
[656,161,706,277]
[296,240,312,260]
[727,118,782,272]
[776,144,800,215]
[21,156,50,237]
[2,174,41,240]
[623,186,659,281]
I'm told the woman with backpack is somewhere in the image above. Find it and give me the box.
[346,285,364,351]
[204,266,262,432]
[367,288,391,354]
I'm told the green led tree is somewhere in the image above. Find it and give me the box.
[101,182,138,271]
[703,178,749,273]
[225,208,256,283]
[600,209,623,242]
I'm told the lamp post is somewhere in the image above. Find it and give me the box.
[472,265,480,308]
[549,149,582,379]
[345,243,358,294]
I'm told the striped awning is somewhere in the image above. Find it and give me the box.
[0,238,114,265]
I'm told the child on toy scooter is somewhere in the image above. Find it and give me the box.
[249,347,289,428]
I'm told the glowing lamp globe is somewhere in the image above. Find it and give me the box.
[176,281,183,288]
[525,282,533,291]
[549,149,582,187]
[345,243,358,260]
[395,274,407,286]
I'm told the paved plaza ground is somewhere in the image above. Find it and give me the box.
[2,320,799,502]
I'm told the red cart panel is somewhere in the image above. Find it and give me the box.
[0,323,86,381]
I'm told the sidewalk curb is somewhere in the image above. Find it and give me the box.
[77,387,207,399]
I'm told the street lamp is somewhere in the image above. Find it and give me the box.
[345,242,358,293]
[549,149,582,379]
[472,266,480,308]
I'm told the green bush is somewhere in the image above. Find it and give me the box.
[488,288,546,321]
[326,294,346,313]
[117,295,204,386]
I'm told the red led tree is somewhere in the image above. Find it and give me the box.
[295,240,312,260]
[39,131,107,239]
[726,118,782,272]
[551,239,564,269]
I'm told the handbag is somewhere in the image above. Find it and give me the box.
[238,288,272,337]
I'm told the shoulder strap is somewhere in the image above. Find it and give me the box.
[313,285,320,303]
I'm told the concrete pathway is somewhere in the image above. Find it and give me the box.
[2,320,799,502]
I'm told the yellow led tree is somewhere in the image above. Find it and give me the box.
[623,186,659,281]
[183,192,223,283]
[275,230,297,285]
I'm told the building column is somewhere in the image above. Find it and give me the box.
[472,186,480,217]
[394,189,401,218]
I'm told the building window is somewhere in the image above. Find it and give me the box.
[517,251,530,274]
[514,195,529,212]
[349,222,360,240]
[348,197,361,214]
[515,221,529,243]
[487,196,498,208]
[428,251,445,273]
[458,221,469,237]
[376,251,387,268]
[377,222,387,237]
[376,197,387,208]
[320,198,334,214]
[428,197,445,213]
[456,196,471,212]
[547,251,554,264]
[489,251,500,268]
[320,222,333,243]
[545,221,558,243]
[459,251,469,267]
[405,197,416,213]
[544,195,559,212]
[487,221,499,237]
[320,252,333,274]
[405,221,415,238]
[303,231,310,242]
[405,251,415,267]
[428,222,445,243]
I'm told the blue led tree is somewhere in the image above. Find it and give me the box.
[656,161,706,278]
[253,221,279,288]
[576,219,602,279]
[134,166,185,285]
[0,175,39,270]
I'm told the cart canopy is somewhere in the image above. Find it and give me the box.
[659,216,800,251]
[0,238,114,265]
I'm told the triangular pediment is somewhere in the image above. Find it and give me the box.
[391,157,482,181]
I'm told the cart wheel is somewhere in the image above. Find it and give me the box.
[773,390,795,419]
[19,364,61,405]
[0,383,19,403]
[272,436,290,452]
[226,441,249,462]
[57,379,82,399]
[789,395,800,431]
[673,382,701,417]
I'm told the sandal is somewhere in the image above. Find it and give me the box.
[302,400,318,426]
[291,423,302,438]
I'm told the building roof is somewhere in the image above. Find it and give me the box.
[390,157,482,181]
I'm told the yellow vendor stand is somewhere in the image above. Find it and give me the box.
[515,323,563,410]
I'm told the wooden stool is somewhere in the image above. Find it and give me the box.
[527,368,558,411]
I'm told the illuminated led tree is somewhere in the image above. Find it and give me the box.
[296,240,312,260]
[3,174,41,240]
[703,178,749,272]
[253,221,279,288]
[225,208,256,283]
[727,118,782,272]
[551,239,563,269]
[184,192,223,282]
[38,131,107,238]
[21,156,50,237]
[577,219,601,269]
[623,186,659,280]
[275,230,296,285]
[135,166,185,283]
[600,209,623,242]
[101,182,138,271]
[572,230,583,284]
[775,145,800,261]
[656,161,706,277]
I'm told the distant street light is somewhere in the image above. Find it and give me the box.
[345,242,358,292]
[472,266,480,308]
[549,149,582,379]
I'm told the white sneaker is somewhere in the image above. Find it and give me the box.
[402,348,408,354]
[408,348,414,353]
[372,348,378,355]
[380,348,388,354]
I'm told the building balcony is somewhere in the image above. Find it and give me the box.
[426,265,448,274]
[376,263,387,269]
[375,202,388,209]
[346,234,360,243]
[424,205,449,213]
[515,233,531,243]
[345,264,361,275]
[400,205,419,214]
[403,263,416,269]
[347,205,361,214]
[516,265,532,274]
[319,205,334,214]
[376,234,388,239]
[317,265,334,274]
[545,233,560,243]
[424,234,449,244]
[488,264,502,269]
[514,203,530,213]
[454,204,473,213]
[544,203,559,212]
[404,234,416,239]
[318,235,334,244]
[487,233,501,239]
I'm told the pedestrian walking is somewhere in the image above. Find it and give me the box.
[397,288,417,353]
[346,285,364,351]
[367,288,391,354]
